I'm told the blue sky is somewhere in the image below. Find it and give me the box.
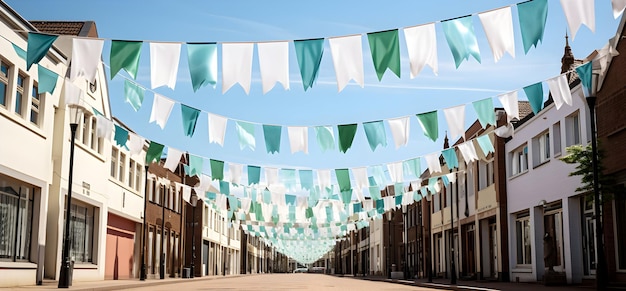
[6,0,622,175]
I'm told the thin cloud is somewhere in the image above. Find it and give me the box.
[202,14,298,41]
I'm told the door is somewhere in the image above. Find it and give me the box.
[489,223,498,279]
[582,198,596,277]
[544,210,565,272]
[203,241,209,276]
[462,224,476,276]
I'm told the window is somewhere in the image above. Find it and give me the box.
[511,145,528,176]
[0,60,9,107]
[90,116,98,151]
[553,122,561,156]
[135,163,142,192]
[566,112,581,146]
[532,131,550,167]
[68,201,95,263]
[110,148,118,178]
[479,160,494,190]
[118,153,126,183]
[516,212,532,265]
[15,73,25,116]
[81,114,89,145]
[30,83,41,125]
[129,160,136,189]
[0,180,34,262]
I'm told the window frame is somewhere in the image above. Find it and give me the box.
[0,59,9,107]
[14,72,25,116]
[566,112,581,147]
[511,145,529,176]
[515,212,532,266]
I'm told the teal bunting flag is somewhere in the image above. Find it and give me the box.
[325,206,333,222]
[285,194,297,206]
[353,202,362,213]
[262,189,271,204]
[335,169,351,192]
[210,159,224,180]
[403,158,421,179]
[472,98,496,128]
[228,195,238,211]
[26,32,58,70]
[315,126,335,152]
[575,62,592,96]
[235,121,256,150]
[375,199,384,214]
[110,40,142,79]
[281,169,297,190]
[113,124,128,147]
[524,82,544,114]
[442,174,450,185]
[416,111,439,142]
[427,177,438,194]
[477,135,495,155]
[340,190,352,204]
[145,141,164,164]
[124,80,144,112]
[187,43,217,92]
[338,124,358,153]
[371,165,386,187]
[37,65,58,94]
[248,165,260,185]
[442,16,481,68]
[517,0,548,54]
[262,125,282,154]
[367,29,401,80]
[395,194,403,206]
[369,186,381,200]
[363,120,387,151]
[294,38,324,91]
[219,180,230,195]
[442,148,459,169]
[299,170,313,191]
[394,182,404,196]
[12,44,26,60]
[187,154,203,177]
[180,104,200,137]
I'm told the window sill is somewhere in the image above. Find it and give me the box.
[73,263,98,269]
[74,142,105,163]
[508,170,528,180]
[512,266,533,273]
[533,159,550,169]
[0,261,37,269]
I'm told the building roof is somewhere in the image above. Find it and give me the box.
[30,21,96,37]
[517,101,533,120]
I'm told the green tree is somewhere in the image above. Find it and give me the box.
[560,144,615,197]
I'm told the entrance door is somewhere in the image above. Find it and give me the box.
[203,241,209,276]
[462,224,476,277]
[488,223,498,279]
[582,198,596,276]
[544,210,565,272]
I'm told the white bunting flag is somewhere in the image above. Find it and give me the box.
[443,105,466,141]
[387,162,404,183]
[560,0,595,40]
[328,35,364,92]
[229,163,243,185]
[181,183,192,204]
[352,167,369,190]
[287,126,308,154]
[257,41,290,94]
[265,167,278,187]
[222,42,254,94]
[424,152,442,174]
[387,116,410,148]
[70,38,104,83]
[612,0,626,18]
[96,114,113,141]
[317,169,331,190]
[208,113,228,146]
[164,147,183,172]
[149,42,181,89]
[63,78,83,106]
[458,141,479,163]
[403,23,438,78]
[445,173,457,184]
[478,7,515,63]
[127,132,144,157]
[495,122,515,138]
[546,74,573,110]
[497,91,519,122]
[149,94,174,129]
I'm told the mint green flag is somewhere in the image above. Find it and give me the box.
[363,121,387,151]
[338,124,358,153]
[325,206,334,222]
[187,43,217,92]
[367,29,401,80]
[145,141,164,164]
[442,148,459,169]
[477,135,495,155]
[335,169,351,192]
[370,165,386,187]
[403,158,421,179]
[113,124,128,147]
[220,180,230,195]
[124,80,144,112]
[294,38,324,91]
[576,62,592,96]
[524,82,544,114]
[315,126,335,152]
[180,104,200,137]
[375,199,384,214]
[210,159,224,180]
[517,0,548,54]
[110,40,142,79]
[187,154,203,177]
[262,190,271,204]
[262,125,281,154]
[38,65,58,94]
[235,121,256,150]
[247,165,260,185]
[27,32,58,70]
[369,186,381,200]
[299,170,313,191]
[416,111,438,142]
[281,169,297,190]
[442,16,481,68]
[472,98,496,128]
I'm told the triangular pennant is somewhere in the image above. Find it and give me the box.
[186,43,217,92]
[37,65,59,94]
[523,82,544,114]
[476,135,495,156]
[149,94,174,129]
[210,159,224,181]
[187,154,203,177]
[287,126,308,154]
[442,16,481,68]
[235,121,256,151]
[26,32,58,70]
[263,125,282,154]
[70,38,104,83]
[387,162,403,183]
[222,42,254,94]
[127,133,144,157]
[424,152,442,174]
[363,120,387,151]
[247,165,261,185]
[257,41,290,94]
[387,116,410,148]
[441,148,459,169]
[229,163,243,185]
[208,113,228,146]
[328,35,364,92]
[299,170,313,191]
[164,148,183,172]
[146,141,164,164]
[416,111,438,142]
[95,114,113,141]
[403,158,421,179]
[315,126,335,152]
[517,0,549,54]
[575,62,592,96]
[498,91,520,122]
[337,124,358,153]
[367,29,401,80]
[546,74,573,110]
[149,42,181,89]
[294,38,324,91]
[472,98,496,128]
[403,23,438,78]
[478,7,515,63]
[110,40,142,79]
[113,124,129,147]
[560,0,595,40]
[180,104,200,137]
[335,169,351,192]
[443,105,465,141]
[124,80,145,112]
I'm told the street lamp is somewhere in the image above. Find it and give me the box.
[387,211,392,279]
[585,71,607,290]
[449,178,457,285]
[140,165,149,281]
[58,102,85,288]
[190,192,198,278]
[402,205,408,280]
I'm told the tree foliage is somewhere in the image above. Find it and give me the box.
[560,143,615,196]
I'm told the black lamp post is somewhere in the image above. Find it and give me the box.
[140,165,149,280]
[402,205,408,280]
[190,192,197,278]
[160,184,165,279]
[586,71,607,290]
[449,179,457,285]
[58,102,84,288]
[387,211,392,279]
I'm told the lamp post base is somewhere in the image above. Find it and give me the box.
[58,258,71,288]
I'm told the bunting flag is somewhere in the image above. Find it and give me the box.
[424,152,442,174]
[523,82,544,114]
[208,113,228,146]
[472,98,496,128]
[546,74,573,110]
[371,165,386,187]
[210,159,224,181]
[317,169,331,190]
[476,135,495,155]
[248,165,261,185]
[560,0,595,40]
[37,65,59,94]
[328,35,364,92]
[387,162,403,183]
[124,80,145,111]
[235,121,256,150]
[442,148,459,169]
[403,157,421,179]
[127,133,144,157]
[416,111,438,142]
[613,0,626,18]
[294,38,324,91]
[180,104,200,137]
[71,38,104,82]
[498,91,520,122]
[265,167,278,187]
[363,120,387,151]
[442,16,481,68]
[149,94,174,129]
[495,122,515,138]
[387,116,410,148]
[478,7,515,63]
[146,141,164,164]
[367,29,401,80]
[164,147,183,172]
[443,105,465,141]
[517,0,548,54]
[12,43,26,60]
[229,163,243,185]
[335,169,351,192]
[110,40,142,80]
[26,32,58,70]
[257,41,290,94]
[186,43,217,92]
[281,169,297,190]
[287,126,308,154]
[337,124,358,153]
[222,42,254,94]
[63,78,82,106]
[403,23,438,78]
[263,125,282,154]
[113,124,128,147]
[149,42,180,89]
[458,141,479,163]
[187,154,203,177]
[95,114,113,141]
[352,167,369,190]
[299,170,313,191]
[315,126,335,152]
[575,62,592,96]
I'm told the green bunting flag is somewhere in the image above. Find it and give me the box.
[472,98,496,128]
[26,32,58,70]
[442,16,481,68]
[442,148,459,169]
[299,170,313,191]
[517,0,548,54]
[335,169,351,192]
[371,165,386,187]
[294,38,324,91]
[340,189,352,204]
[247,165,261,185]
[180,104,200,137]
[263,125,282,154]
[124,80,145,112]
[476,135,495,155]
[187,43,218,92]
[315,126,335,152]
[12,44,26,60]
[416,111,438,142]
[524,82,544,114]
[110,40,142,79]
[363,120,387,151]
[210,159,224,180]
[187,154,203,177]
[575,62,592,96]
[281,169,297,190]
[113,124,128,147]
[146,141,164,164]
[367,29,401,80]
[403,158,421,178]
[338,124,358,153]
[37,65,58,94]
[235,121,256,151]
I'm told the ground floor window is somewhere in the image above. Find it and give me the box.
[0,178,35,262]
[515,212,532,265]
[615,185,626,270]
[69,201,95,263]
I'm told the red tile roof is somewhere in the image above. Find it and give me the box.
[30,21,85,36]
